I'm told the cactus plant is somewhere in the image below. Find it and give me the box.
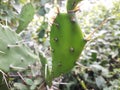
[0,26,39,72]
[16,3,35,33]
[48,13,87,85]
[46,0,86,85]
[67,0,82,12]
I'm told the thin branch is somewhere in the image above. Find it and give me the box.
[9,74,32,77]
[17,72,27,85]
[85,18,109,40]
[0,70,10,89]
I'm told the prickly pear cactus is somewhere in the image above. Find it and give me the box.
[0,26,39,72]
[48,13,87,84]
[16,3,35,33]
[67,0,82,12]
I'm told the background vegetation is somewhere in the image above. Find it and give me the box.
[0,0,120,90]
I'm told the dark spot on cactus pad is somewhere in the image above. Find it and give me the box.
[51,49,55,52]
[53,22,59,28]
[71,19,76,23]
[58,63,62,67]
[15,42,18,45]
[9,66,12,69]
[20,57,24,62]
[70,47,74,52]
[7,45,10,49]
[70,16,76,23]
[28,65,31,69]
[54,37,58,42]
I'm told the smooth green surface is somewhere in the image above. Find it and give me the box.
[49,13,86,84]
[0,26,39,72]
[16,3,35,33]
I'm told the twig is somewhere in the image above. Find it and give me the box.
[0,70,10,89]
[38,81,47,90]
[86,18,109,40]
[9,74,32,77]
[17,72,27,85]
[77,76,88,90]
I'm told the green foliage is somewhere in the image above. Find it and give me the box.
[12,77,42,90]
[0,0,120,89]
[0,1,17,27]
[0,84,8,90]
[0,26,39,72]
[37,21,48,42]
[61,0,120,89]
[13,83,29,90]
[16,3,35,33]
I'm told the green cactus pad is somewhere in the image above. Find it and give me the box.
[16,3,35,33]
[0,26,39,72]
[49,13,87,83]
